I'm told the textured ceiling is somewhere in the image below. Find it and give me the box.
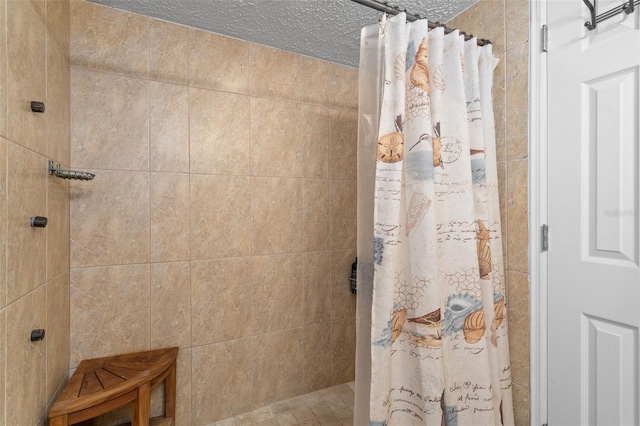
[87,0,478,67]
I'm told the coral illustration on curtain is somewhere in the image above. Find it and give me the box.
[369,13,514,426]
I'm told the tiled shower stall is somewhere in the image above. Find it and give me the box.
[68,1,358,424]
[0,0,530,424]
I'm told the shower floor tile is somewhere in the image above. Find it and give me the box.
[213,382,355,426]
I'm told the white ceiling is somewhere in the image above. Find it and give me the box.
[87,0,478,67]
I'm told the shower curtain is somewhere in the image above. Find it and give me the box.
[358,13,514,426]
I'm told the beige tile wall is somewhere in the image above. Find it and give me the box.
[68,1,358,424]
[449,0,530,424]
[0,0,71,424]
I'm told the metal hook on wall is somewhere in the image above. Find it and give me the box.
[624,0,635,14]
[583,0,597,30]
[583,0,640,31]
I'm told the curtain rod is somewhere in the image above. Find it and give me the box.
[350,0,491,46]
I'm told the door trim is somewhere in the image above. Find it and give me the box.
[529,0,548,425]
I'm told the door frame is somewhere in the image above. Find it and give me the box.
[529,1,547,425]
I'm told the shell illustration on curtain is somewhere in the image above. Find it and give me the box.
[368,13,514,426]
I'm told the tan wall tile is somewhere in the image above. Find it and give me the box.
[250,97,303,177]
[46,272,70,399]
[512,383,530,426]
[70,68,149,171]
[149,383,164,419]
[494,52,506,163]
[251,177,304,255]
[506,42,529,160]
[150,262,191,349]
[46,0,70,55]
[299,55,331,106]
[70,264,150,367]
[304,251,331,325]
[47,44,71,165]
[70,170,149,267]
[328,63,358,111]
[331,249,357,321]
[6,286,46,426]
[0,138,6,309]
[91,403,129,425]
[0,309,5,426]
[189,28,249,94]
[191,257,252,346]
[331,318,356,385]
[250,43,300,100]
[497,161,508,265]
[47,168,70,280]
[189,88,250,175]
[328,109,357,180]
[176,348,192,426]
[494,85,507,162]
[2,2,71,424]
[150,20,189,85]
[70,0,149,77]
[0,0,7,138]
[303,179,330,252]
[7,0,47,154]
[448,0,506,54]
[506,0,529,50]
[251,253,304,334]
[6,143,47,304]
[150,173,190,262]
[330,179,357,250]
[191,339,254,423]
[65,9,363,414]
[150,82,189,173]
[302,104,329,179]
[506,158,528,273]
[495,51,506,91]
[303,322,332,393]
[190,174,251,259]
[508,271,529,388]
[254,329,304,408]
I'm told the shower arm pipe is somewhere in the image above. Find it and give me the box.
[350,0,491,46]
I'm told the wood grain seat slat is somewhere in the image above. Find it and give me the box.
[99,365,147,380]
[79,372,105,396]
[48,347,178,426]
[94,368,126,389]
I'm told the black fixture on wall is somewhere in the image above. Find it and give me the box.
[350,257,357,295]
[30,101,45,113]
[30,329,45,342]
[30,216,48,228]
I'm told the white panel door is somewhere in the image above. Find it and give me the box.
[547,0,640,425]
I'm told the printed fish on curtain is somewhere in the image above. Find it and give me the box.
[369,13,514,426]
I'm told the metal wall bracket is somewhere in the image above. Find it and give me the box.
[48,160,96,181]
[541,224,549,252]
[583,0,597,30]
[624,0,636,13]
[584,0,640,30]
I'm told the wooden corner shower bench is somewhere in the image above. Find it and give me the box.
[48,347,178,426]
